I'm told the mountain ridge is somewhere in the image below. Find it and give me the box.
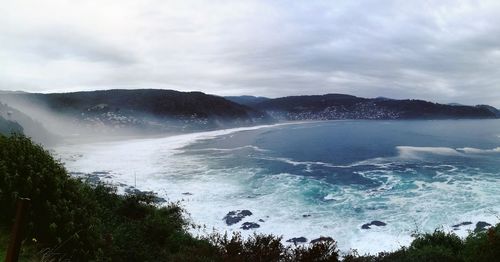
[235,93,498,120]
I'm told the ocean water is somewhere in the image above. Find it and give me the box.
[53,120,500,254]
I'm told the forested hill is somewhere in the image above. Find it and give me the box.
[225,95,271,107]
[242,94,499,120]
[0,89,272,135]
[3,89,266,119]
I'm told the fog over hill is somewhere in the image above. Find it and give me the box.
[0,89,272,142]
[0,102,57,144]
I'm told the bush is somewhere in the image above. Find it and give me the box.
[0,135,214,261]
[210,232,340,261]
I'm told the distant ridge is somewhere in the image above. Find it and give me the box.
[225,95,270,107]
[241,93,498,120]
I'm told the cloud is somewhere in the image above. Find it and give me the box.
[0,0,499,107]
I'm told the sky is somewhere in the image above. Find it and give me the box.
[1,0,500,107]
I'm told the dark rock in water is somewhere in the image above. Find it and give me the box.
[286,237,307,245]
[475,221,492,233]
[361,220,387,229]
[86,175,101,184]
[124,187,166,203]
[258,219,265,222]
[452,221,473,228]
[371,220,387,226]
[69,172,86,176]
[125,187,142,195]
[92,171,110,175]
[361,223,371,230]
[182,192,193,195]
[241,222,260,230]
[302,214,311,218]
[154,197,166,203]
[223,210,253,226]
[310,237,333,244]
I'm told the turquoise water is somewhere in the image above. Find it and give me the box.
[56,120,500,253]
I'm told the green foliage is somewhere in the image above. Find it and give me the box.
[0,134,100,260]
[209,232,340,261]
[0,134,214,261]
[462,224,500,262]
[345,228,500,262]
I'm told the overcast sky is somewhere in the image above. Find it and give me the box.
[1,0,500,106]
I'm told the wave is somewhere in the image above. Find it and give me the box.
[456,147,500,154]
[397,146,464,158]
[190,145,269,153]
[396,146,500,159]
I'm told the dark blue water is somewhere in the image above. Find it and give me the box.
[185,120,500,187]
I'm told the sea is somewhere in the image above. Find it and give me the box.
[53,119,500,254]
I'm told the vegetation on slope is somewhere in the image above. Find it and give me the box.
[0,116,23,136]
[1,134,499,261]
[251,94,498,120]
[0,102,56,145]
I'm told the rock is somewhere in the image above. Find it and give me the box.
[371,220,387,226]
[125,187,142,195]
[361,220,387,229]
[124,187,166,203]
[361,223,371,230]
[474,221,492,233]
[223,210,253,226]
[258,219,265,222]
[286,237,307,245]
[452,221,472,228]
[92,171,110,175]
[310,237,333,244]
[241,222,260,230]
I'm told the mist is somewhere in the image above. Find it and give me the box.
[0,90,268,145]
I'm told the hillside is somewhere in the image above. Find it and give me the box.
[0,89,272,135]
[0,102,56,144]
[249,94,498,120]
[225,95,271,107]
[0,115,23,135]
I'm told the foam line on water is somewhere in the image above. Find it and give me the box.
[52,122,500,255]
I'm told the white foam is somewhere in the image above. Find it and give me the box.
[193,145,269,153]
[456,147,500,154]
[396,146,463,158]
[395,146,500,159]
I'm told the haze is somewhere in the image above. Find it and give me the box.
[1,0,500,107]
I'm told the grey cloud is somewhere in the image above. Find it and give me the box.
[0,0,499,107]
[6,28,136,65]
